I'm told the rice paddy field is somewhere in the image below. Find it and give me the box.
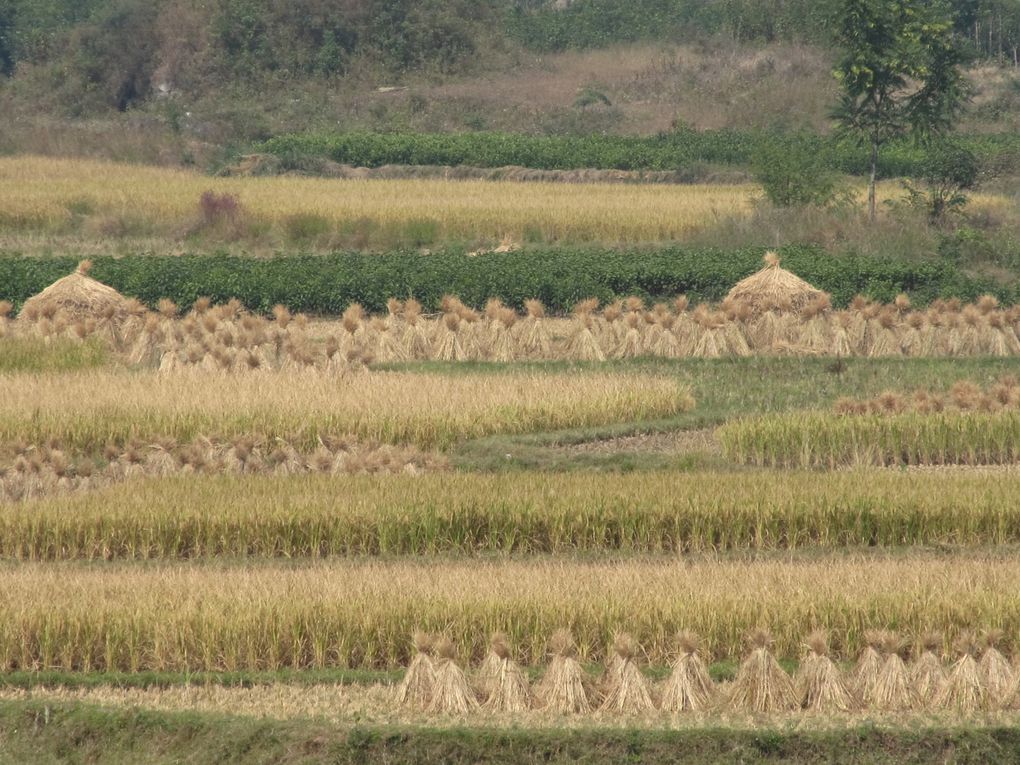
[0,155,754,245]
[4,161,1020,764]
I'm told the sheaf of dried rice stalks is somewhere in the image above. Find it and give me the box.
[796,630,857,713]
[479,632,532,713]
[537,629,592,714]
[599,633,655,714]
[426,637,479,714]
[396,630,436,708]
[661,631,716,713]
[727,629,798,713]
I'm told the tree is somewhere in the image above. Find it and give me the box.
[832,0,968,221]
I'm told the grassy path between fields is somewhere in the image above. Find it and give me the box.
[1,699,1018,764]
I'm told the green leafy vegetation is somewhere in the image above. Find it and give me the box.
[0,248,1006,315]
[900,140,981,223]
[752,136,841,207]
[260,129,1020,177]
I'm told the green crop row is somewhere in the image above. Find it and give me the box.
[0,247,1007,315]
[260,129,1020,177]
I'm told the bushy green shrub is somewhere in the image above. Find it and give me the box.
[753,137,840,207]
[902,141,981,223]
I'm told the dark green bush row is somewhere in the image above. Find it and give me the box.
[0,247,1010,316]
[261,130,1020,178]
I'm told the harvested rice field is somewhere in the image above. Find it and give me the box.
[3,168,1020,765]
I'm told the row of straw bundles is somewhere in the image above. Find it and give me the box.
[15,294,1020,365]
[398,629,1020,715]
[0,438,441,503]
[835,377,1020,416]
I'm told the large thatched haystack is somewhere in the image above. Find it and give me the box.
[19,261,129,322]
[726,252,830,316]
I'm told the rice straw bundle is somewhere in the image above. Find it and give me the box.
[516,299,551,358]
[661,631,716,712]
[796,631,856,713]
[871,632,913,710]
[722,320,752,356]
[867,309,902,357]
[691,309,729,358]
[910,632,947,707]
[935,633,986,712]
[400,300,431,359]
[899,312,926,357]
[979,629,1014,704]
[479,633,532,713]
[488,308,517,362]
[433,312,467,361]
[647,318,683,358]
[831,312,854,357]
[854,630,885,700]
[396,630,436,708]
[726,252,829,316]
[599,633,655,713]
[427,637,479,714]
[19,261,130,324]
[798,296,834,353]
[567,314,605,362]
[671,310,698,356]
[538,629,592,714]
[614,313,644,359]
[727,630,798,713]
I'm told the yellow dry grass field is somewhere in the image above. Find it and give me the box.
[0,155,755,243]
[0,369,688,450]
[0,552,1016,672]
[5,684,1020,730]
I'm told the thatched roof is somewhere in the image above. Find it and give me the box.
[726,252,829,315]
[20,261,129,321]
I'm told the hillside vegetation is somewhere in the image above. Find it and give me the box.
[3,0,1020,164]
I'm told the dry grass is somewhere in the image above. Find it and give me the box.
[0,369,688,452]
[1,553,1020,672]
[0,155,754,245]
[5,470,1020,557]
